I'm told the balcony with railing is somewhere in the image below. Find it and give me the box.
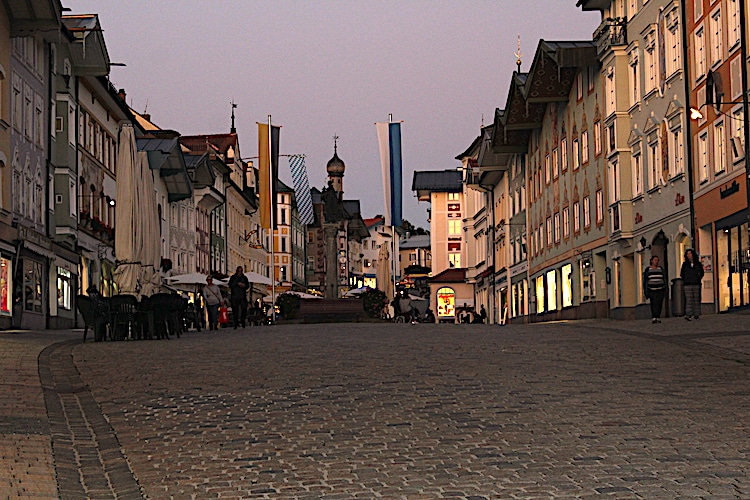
[593,17,627,57]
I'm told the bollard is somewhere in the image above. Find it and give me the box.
[671,278,685,317]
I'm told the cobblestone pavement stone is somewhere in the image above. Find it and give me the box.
[3,314,750,499]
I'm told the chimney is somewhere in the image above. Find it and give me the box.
[142,113,151,122]
[117,88,126,102]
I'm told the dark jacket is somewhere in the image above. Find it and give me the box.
[228,273,250,302]
[680,259,704,286]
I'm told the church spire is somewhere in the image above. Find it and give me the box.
[230,100,237,133]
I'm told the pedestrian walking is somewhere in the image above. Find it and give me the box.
[228,266,249,329]
[680,248,704,320]
[643,255,667,323]
[201,276,222,330]
[479,304,487,324]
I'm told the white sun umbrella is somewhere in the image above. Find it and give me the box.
[138,151,162,296]
[113,124,141,296]
[244,271,273,285]
[344,286,370,297]
[262,291,322,303]
[376,244,394,300]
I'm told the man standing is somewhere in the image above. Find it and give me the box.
[228,266,250,328]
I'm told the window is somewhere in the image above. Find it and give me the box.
[669,125,684,176]
[609,159,620,203]
[573,201,580,233]
[695,26,706,80]
[546,270,557,311]
[448,253,461,268]
[448,219,461,235]
[12,73,21,131]
[713,120,726,174]
[629,49,640,107]
[648,138,661,189]
[605,69,615,116]
[633,151,643,196]
[553,212,560,243]
[645,30,657,91]
[23,259,42,313]
[535,275,545,314]
[731,108,745,163]
[581,131,589,164]
[576,71,583,100]
[562,207,570,238]
[596,189,604,224]
[583,196,591,228]
[710,9,722,67]
[560,138,568,172]
[594,121,602,156]
[280,236,288,253]
[447,192,459,201]
[561,264,573,308]
[545,154,551,184]
[546,217,552,247]
[24,85,32,139]
[665,9,681,76]
[572,137,580,170]
[280,207,287,225]
[698,131,708,182]
[552,148,559,179]
[728,0,740,49]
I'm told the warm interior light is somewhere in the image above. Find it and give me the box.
[690,107,704,121]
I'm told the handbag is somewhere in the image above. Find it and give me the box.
[218,305,229,324]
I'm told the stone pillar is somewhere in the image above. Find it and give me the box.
[323,223,339,299]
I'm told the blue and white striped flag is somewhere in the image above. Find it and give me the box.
[376,121,403,227]
[288,154,314,225]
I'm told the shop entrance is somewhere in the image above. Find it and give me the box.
[717,222,750,311]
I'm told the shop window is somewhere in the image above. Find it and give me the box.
[436,287,455,319]
[57,268,71,310]
[562,264,573,308]
[23,259,42,313]
[0,258,10,315]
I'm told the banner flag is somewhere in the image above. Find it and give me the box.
[288,155,314,225]
[258,122,280,229]
[376,121,403,227]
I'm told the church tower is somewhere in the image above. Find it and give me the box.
[326,135,345,195]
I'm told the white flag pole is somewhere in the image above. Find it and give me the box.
[269,115,276,322]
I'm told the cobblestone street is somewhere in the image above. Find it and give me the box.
[3,315,750,498]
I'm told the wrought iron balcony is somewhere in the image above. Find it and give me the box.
[593,17,627,56]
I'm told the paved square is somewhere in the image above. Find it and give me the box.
[59,319,750,499]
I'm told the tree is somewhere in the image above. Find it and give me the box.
[400,219,428,235]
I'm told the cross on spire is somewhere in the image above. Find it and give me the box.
[332,133,339,154]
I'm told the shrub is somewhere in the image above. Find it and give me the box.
[276,292,301,319]
[360,288,387,318]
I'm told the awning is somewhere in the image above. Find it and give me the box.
[22,241,56,260]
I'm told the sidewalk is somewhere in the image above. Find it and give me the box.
[0,330,77,499]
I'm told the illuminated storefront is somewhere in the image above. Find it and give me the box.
[436,287,455,319]
[561,264,573,308]
[0,257,11,317]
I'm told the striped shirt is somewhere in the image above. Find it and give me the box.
[644,266,666,292]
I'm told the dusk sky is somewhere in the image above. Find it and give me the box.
[68,1,601,228]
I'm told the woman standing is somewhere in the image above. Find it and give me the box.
[680,249,704,320]
[643,255,667,323]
